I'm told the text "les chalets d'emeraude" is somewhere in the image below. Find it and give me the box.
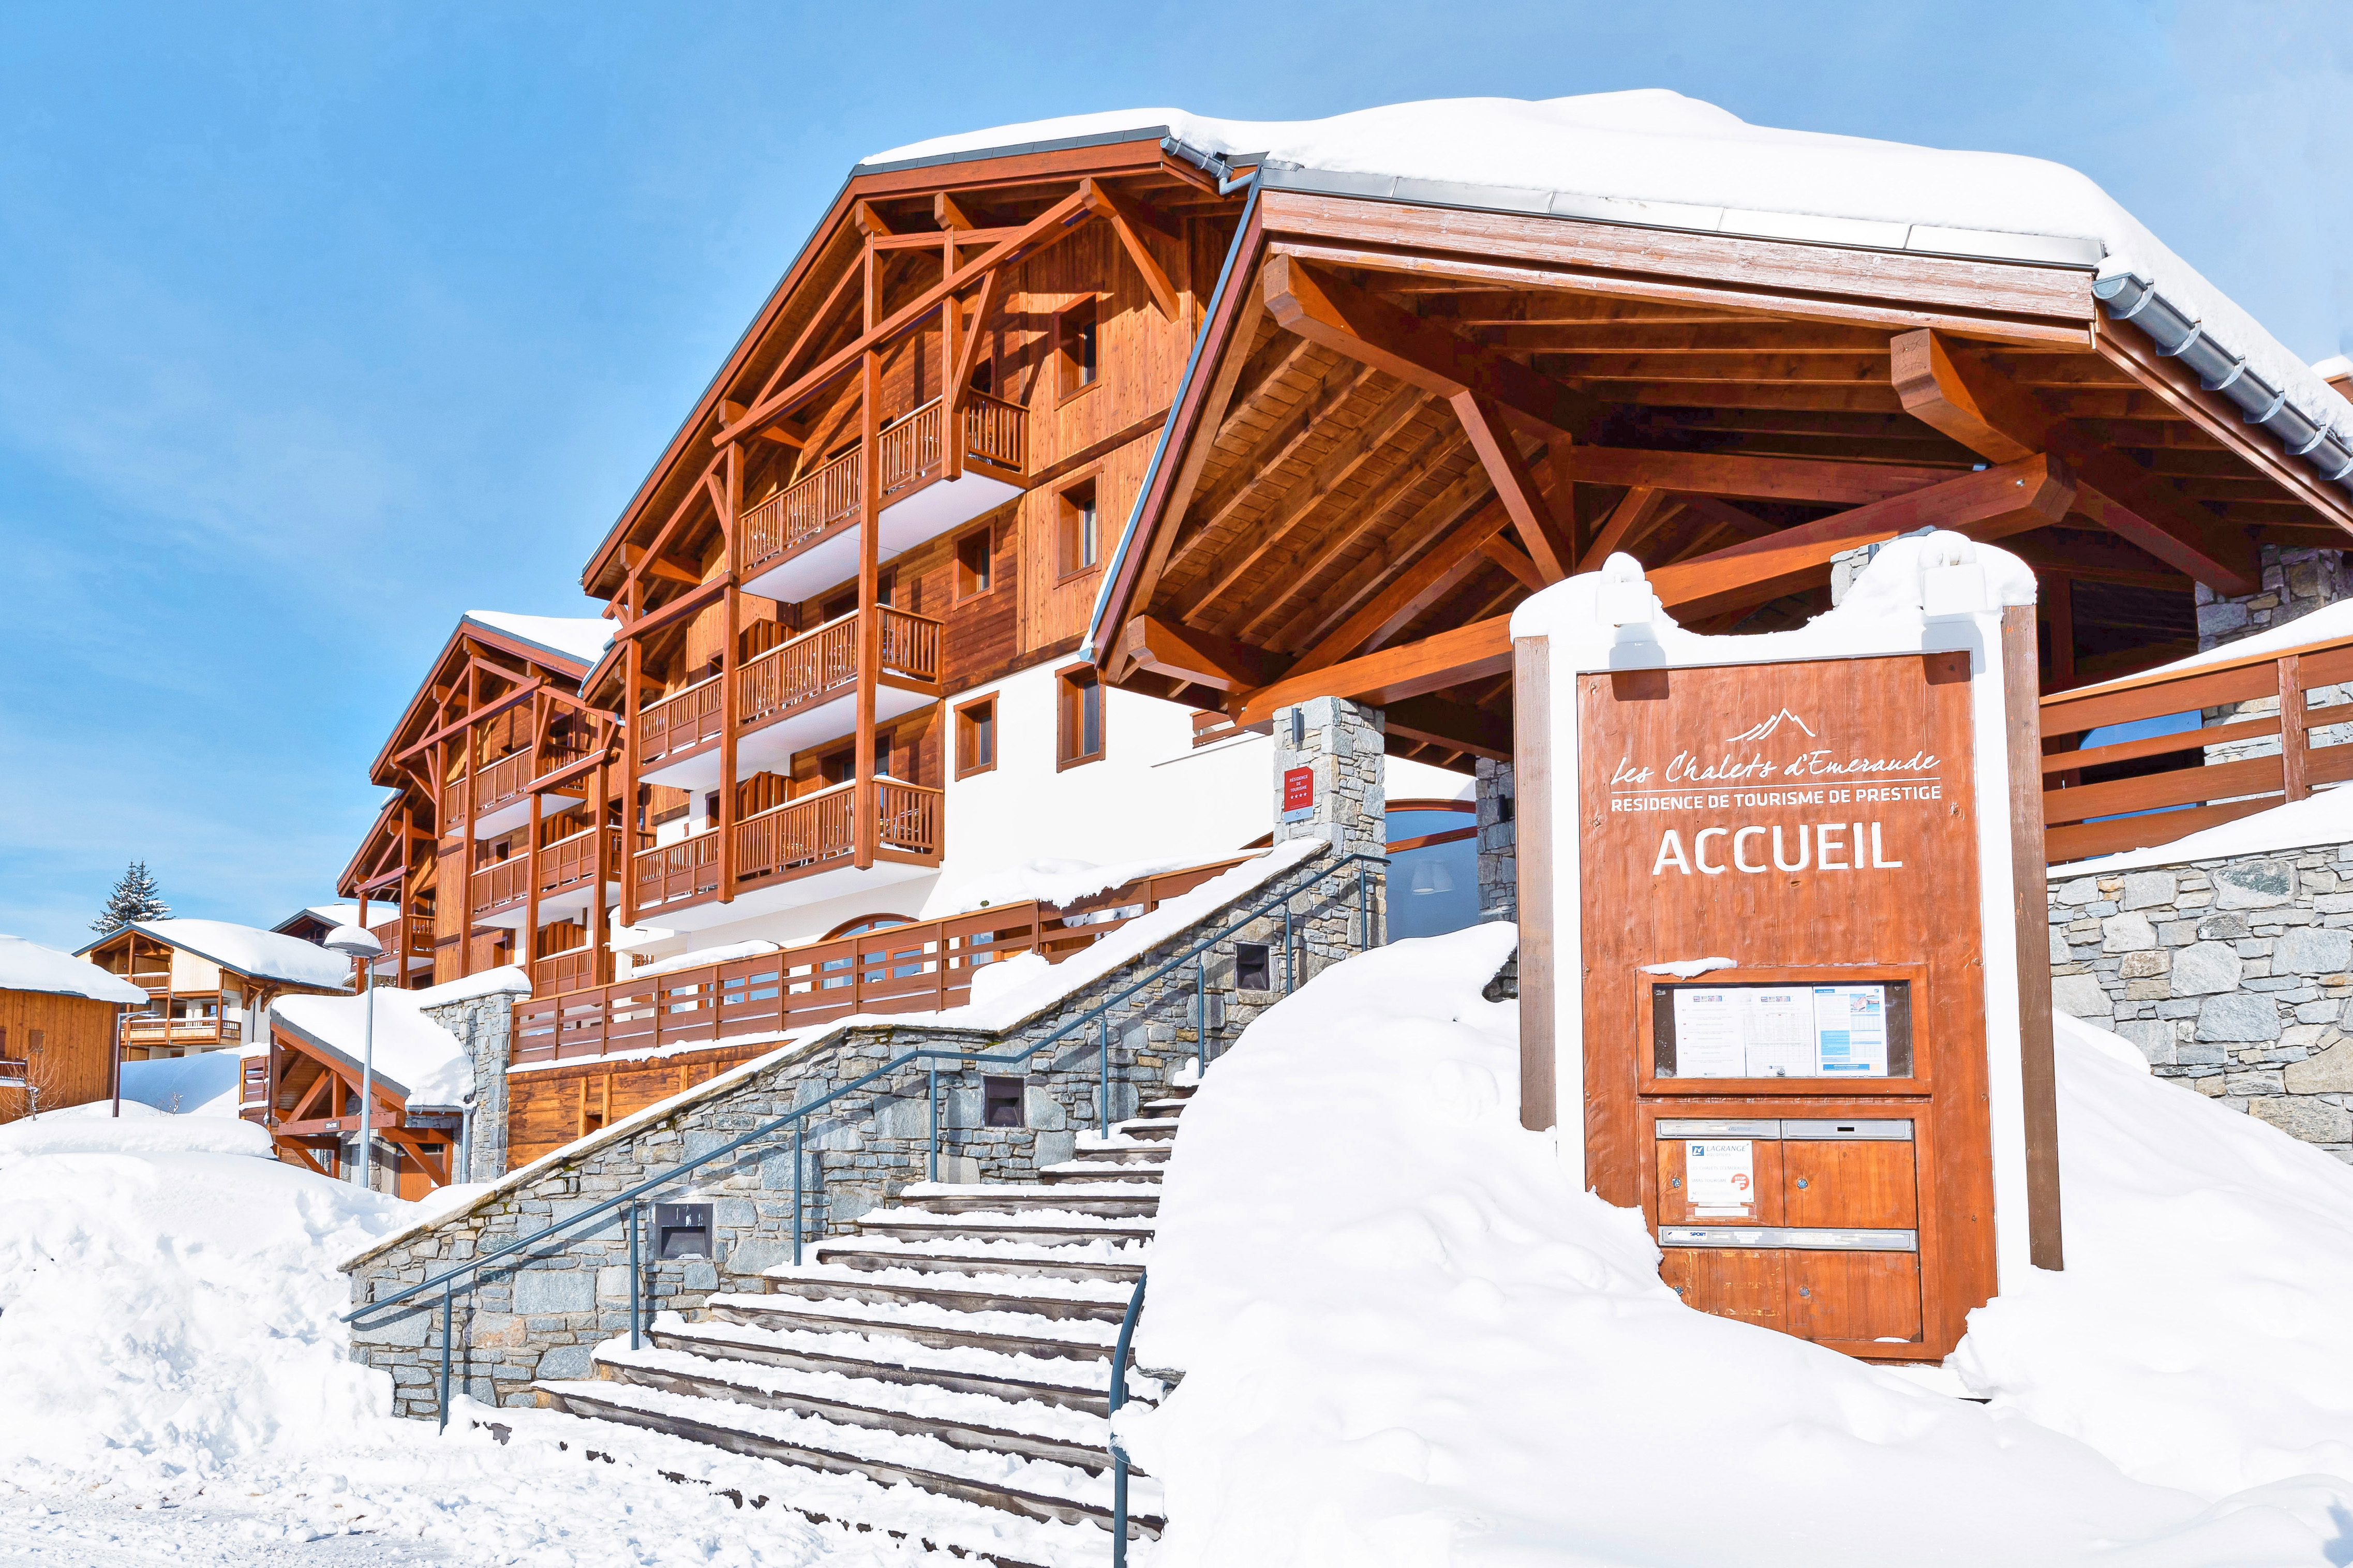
[1608,743,1945,878]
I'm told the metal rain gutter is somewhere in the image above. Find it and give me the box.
[2093,273,2353,498]
[1080,142,1261,661]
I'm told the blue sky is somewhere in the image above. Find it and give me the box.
[1,1,2345,951]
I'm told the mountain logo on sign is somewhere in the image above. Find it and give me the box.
[1724,710,1817,743]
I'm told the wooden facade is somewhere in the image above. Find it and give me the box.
[249,1021,459,1198]
[338,615,621,995]
[573,136,1239,939]
[78,925,345,1062]
[0,988,120,1119]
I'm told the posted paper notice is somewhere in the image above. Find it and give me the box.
[1812,984,1890,1075]
[1686,1140,1755,1214]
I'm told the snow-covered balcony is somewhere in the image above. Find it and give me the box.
[736,393,1024,606]
[634,607,941,793]
[629,777,941,932]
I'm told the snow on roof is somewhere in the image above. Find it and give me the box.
[271,904,358,936]
[274,989,473,1108]
[0,934,148,1005]
[2317,354,2352,387]
[116,1052,244,1117]
[78,919,354,991]
[461,610,615,669]
[2066,600,2353,698]
[2049,787,2353,880]
[865,92,2350,443]
[0,1113,275,1166]
[409,965,533,1007]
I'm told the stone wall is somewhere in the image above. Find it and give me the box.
[1273,695,1386,951]
[2048,843,2353,1158]
[344,847,1368,1419]
[419,989,517,1183]
[2196,545,2353,765]
[1476,757,1516,924]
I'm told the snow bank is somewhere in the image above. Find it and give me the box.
[0,1113,273,1167]
[409,963,532,1006]
[2051,786,2353,877]
[868,92,2350,436]
[1128,924,2353,1566]
[274,988,473,1108]
[1954,1011,2353,1497]
[0,1143,406,1486]
[0,932,147,1004]
[117,1050,244,1116]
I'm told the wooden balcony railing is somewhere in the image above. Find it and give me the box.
[469,856,532,919]
[125,1019,228,1047]
[737,607,942,729]
[514,856,1247,1065]
[632,830,723,910]
[639,675,723,766]
[538,827,619,897]
[2042,627,2353,863]
[471,742,588,819]
[531,945,598,997]
[876,393,1027,496]
[367,914,435,962]
[741,446,861,574]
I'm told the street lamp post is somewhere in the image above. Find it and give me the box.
[323,924,386,1189]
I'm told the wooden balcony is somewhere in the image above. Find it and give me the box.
[739,393,1026,605]
[630,779,944,916]
[448,740,593,838]
[514,856,1246,1062]
[367,914,436,972]
[531,945,598,996]
[639,607,942,788]
[469,855,533,920]
[2042,626,2353,863]
[467,828,623,924]
[124,1017,230,1050]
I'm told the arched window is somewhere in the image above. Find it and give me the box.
[825,914,917,940]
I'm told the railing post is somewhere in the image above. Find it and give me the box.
[438,1279,453,1432]
[1196,960,1208,1074]
[1109,1270,1146,1568]
[928,1059,939,1183]
[628,1201,641,1350]
[1359,858,1372,950]
[2281,652,2311,802]
[1284,900,1295,993]
[1098,1011,1111,1132]
[792,1119,805,1267]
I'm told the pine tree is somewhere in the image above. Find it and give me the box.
[92,860,170,934]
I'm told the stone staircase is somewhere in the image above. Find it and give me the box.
[527,1086,1195,1565]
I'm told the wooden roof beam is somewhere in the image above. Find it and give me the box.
[1260,255,1599,440]
[1234,616,1514,728]
[1890,329,2259,593]
[1579,485,1677,572]
[1168,362,1378,576]
[1647,453,2079,621]
[1481,535,1546,592]
[1289,501,1514,677]
[1082,180,1179,320]
[1122,616,1283,693]
[1451,392,1575,580]
[1383,693,1512,760]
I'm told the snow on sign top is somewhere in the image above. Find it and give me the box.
[461,610,614,669]
[0,934,148,1004]
[77,919,355,991]
[863,91,2350,432]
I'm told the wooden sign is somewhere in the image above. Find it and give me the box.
[1576,652,1996,1359]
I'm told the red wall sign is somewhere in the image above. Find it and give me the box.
[1282,766,1314,813]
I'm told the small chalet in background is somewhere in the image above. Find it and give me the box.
[0,934,148,1119]
[78,919,352,1061]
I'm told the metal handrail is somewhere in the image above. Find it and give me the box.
[1109,1269,1147,1564]
[344,850,1383,1435]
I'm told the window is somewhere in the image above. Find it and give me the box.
[970,360,993,397]
[821,591,856,623]
[1056,664,1104,769]
[1234,943,1272,992]
[984,1076,1026,1128]
[1056,480,1099,579]
[955,528,993,600]
[821,748,852,787]
[956,696,997,779]
[826,914,915,939]
[1057,296,1099,399]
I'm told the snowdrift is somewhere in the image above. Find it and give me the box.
[1129,924,2353,1566]
[0,1110,272,1164]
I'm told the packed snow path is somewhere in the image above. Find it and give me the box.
[526,1093,1184,1566]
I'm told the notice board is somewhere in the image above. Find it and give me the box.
[1575,650,1997,1360]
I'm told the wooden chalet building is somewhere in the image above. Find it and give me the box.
[77,918,353,1061]
[0,934,148,1119]
[339,611,619,994]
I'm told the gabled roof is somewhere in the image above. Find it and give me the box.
[77,920,354,992]
[0,934,149,1005]
[271,904,358,937]
[273,989,472,1108]
[460,611,613,668]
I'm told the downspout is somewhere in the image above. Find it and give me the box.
[2092,273,2353,496]
[1081,147,1264,661]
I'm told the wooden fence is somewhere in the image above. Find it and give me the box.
[2042,627,2353,863]
[512,857,1247,1066]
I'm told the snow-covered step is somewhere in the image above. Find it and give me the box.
[707,1291,1120,1362]
[762,1265,1135,1325]
[1133,1098,1189,1119]
[890,1183,1160,1218]
[813,1241,1147,1285]
[1061,1140,1169,1164]
[590,1342,1123,1473]
[855,1212,1157,1247]
[1104,1118,1177,1143]
[647,1319,1123,1415]
[534,1378,1166,1537]
[1037,1158,1165,1186]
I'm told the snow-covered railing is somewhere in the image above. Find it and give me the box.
[2042,624,2353,862]
[346,850,1386,1448]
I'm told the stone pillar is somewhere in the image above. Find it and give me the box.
[1273,696,1386,960]
[1476,757,1516,923]
[421,991,516,1181]
[2198,545,2353,764]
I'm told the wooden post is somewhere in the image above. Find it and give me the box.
[523,789,543,992]
[942,292,963,482]
[1512,635,1555,1133]
[459,682,479,980]
[2280,652,2310,802]
[855,349,882,872]
[719,442,742,903]
[590,758,610,985]
[2004,605,2064,1271]
[621,596,643,927]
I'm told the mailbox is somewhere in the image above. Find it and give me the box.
[654,1202,713,1259]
